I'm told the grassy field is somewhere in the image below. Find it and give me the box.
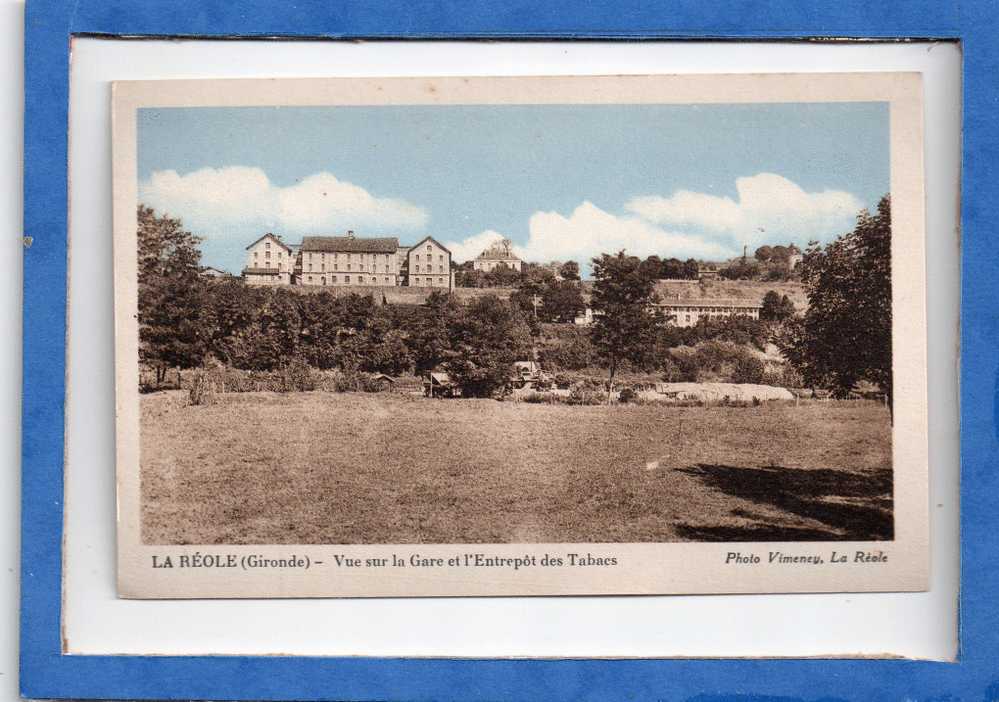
[141,392,891,544]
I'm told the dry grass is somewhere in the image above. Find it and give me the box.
[141,392,892,544]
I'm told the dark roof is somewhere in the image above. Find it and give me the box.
[409,236,452,256]
[657,299,762,309]
[301,235,400,253]
[242,267,281,276]
[475,247,520,261]
[245,233,291,252]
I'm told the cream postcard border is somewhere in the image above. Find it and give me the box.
[111,73,927,598]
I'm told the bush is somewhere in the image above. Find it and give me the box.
[662,341,767,384]
[565,384,605,406]
[618,387,638,404]
[521,391,553,404]
[188,371,216,406]
[278,357,318,392]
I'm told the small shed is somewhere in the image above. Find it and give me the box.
[424,371,460,398]
[368,373,396,391]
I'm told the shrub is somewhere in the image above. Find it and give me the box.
[618,387,638,404]
[565,384,605,406]
[188,371,216,406]
[278,357,318,392]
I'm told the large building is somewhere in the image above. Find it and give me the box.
[243,233,294,285]
[407,236,453,288]
[473,240,523,273]
[243,230,453,289]
[298,232,403,287]
[657,299,762,327]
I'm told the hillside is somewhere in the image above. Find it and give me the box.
[653,279,809,311]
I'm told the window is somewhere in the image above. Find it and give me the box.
[347,263,351,271]
[265,242,271,249]
[265,250,271,258]
[426,245,431,251]
[415,254,420,262]
[308,264,313,272]
[345,275,351,283]
[334,264,338,271]
[331,275,337,283]
[384,277,389,284]
[438,277,444,285]
[415,265,420,273]
[321,277,326,286]
[439,254,443,262]
[307,275,313,283]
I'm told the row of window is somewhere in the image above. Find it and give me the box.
[305,275,395,285]
[668,307,756,315]
[307,252,394,262]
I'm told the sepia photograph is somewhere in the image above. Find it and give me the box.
[112,74,928,597]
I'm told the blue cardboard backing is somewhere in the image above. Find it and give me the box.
[21,0,993,699]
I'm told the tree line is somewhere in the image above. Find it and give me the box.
[139,194,892,404]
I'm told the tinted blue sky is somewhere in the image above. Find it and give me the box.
[137,102,889,274]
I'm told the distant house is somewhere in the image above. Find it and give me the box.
[407,236,453,289]
[243,233,293,285]
[201,266,231,278]
[298,231,402,288]
[473,240,523,273]
[657,299,762,327]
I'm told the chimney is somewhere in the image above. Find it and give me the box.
[347,229,355,239]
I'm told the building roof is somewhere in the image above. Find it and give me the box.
[409,236,452,256]
[245,233,291,252]
[475,248,521,261]
[242,267,281,276]
[657,299,762,309]
[301,235,400,253]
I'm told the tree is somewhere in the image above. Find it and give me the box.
[442,295,533,397]
[779,195,893,412]
[137,205,207,383]
[760,290,796,321]
[559,260,581,281]
[754,245,774,262]
[541,280,586,323]
[589,251,664,401]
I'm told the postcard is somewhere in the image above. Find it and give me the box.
[111,73,928,597]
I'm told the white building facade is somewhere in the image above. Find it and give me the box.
[242,233,293,285]
[407,236,453,289]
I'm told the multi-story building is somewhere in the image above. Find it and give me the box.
[298,232,402,287]
[407,236,453,288]
[657,299,762,327]
[242,233,294,285]
[242,231,453,289]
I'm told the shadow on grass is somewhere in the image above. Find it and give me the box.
[676,464,893,542]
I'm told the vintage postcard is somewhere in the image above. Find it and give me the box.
[111,73,928,598]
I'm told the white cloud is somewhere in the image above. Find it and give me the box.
[625,173,863,248]
[524,201,732,263]
[139,167,427,239]
[447,202,732,266]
